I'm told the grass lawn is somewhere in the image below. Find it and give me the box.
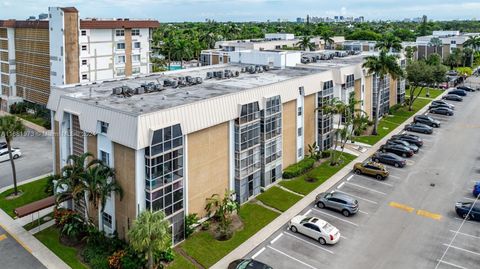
[256,186,302,212]
[16,113,49,128]
[166,250,197,269]
[35,227,88,269]
[354,98,433,145]
[0,176,50,218]
[23,212,54,231]
[279,153,357,195]
[406,88,444,99]
[181,203,279,268]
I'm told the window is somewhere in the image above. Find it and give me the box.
[133,42,141,49]
[102,212,112,228]
[116,68,125,76]
[298,148,303,157]
[133,67,140,74]
[116,42,125,50]
[100,121,109,134]
[82,59,87,65]
[132,29,140,36]
[81,30,86,36]
[297,107,302,116]
[100,150,110,166]
[299,86,305,96]
[298,127,302,136]
[82,74,88,80]
[116,55,126,64]
[81,45,87,51]
[115,29,124,36]
[132,55,141,63]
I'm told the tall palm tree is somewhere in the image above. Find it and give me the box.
[320,30,335,50]
[128,210,171,269]
[296,36,315,51]
[428,37,442,54]
[172,39,193,68]
[362,51,404,135]
[376,34,403,52]
[0,115,25,195]
[463,35,480,52]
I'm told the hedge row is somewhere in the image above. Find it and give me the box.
[282,158,315,179]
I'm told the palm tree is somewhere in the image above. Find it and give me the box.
[463,35,480,52]
[0,115,25,196]
[320,30,334,50]
[205,189,239,240]
[128,210,171,269]
[362,51,404,135]
[404,46,417,62]
[172,39,193,68]
[296,36,315,51]
[376,34,402,52]
[428,37,442,54]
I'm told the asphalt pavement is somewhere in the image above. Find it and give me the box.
[0,225,46,269]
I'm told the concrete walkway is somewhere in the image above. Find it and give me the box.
[211,91,448,269]
[30,220,55,235]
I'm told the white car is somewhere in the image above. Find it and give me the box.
[0,148,22,162]
[289,215,340,245]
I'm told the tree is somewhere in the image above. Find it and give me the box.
[0,115,25,196]
[319,30,334,50]
[296,36,315,51]
[376,33,402,52]
[205,189,239,240]
[128,210,171,269]
[463,35,480,52]
[362,51,404,135]
[404,46,417,62]
[426,53,442,66]
[428,37,442,54]
[172,39,193,68]
[405,60,434,111]
[346,29,382,41]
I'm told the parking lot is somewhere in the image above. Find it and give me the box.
[245,88,480,269]
[0,129,52,188]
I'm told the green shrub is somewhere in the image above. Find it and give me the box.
[157,248,175,263]
[121,247,146,269]
[389,104,403,113]
[282,158,315,179]
[185,213,199,238]
[321,151,331,158]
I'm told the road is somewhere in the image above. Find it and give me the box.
[0,225,46,269]
[0,128,52,188]
[245,89,480,269]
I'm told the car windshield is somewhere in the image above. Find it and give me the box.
[322,222,335,233]
[300,217,312,224]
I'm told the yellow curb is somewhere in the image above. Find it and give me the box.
[389,202,415,213]
[416,210,442,220]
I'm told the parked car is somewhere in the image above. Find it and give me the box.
[429,103,454,111]
[414,115,441,127]
[442,94,463,102]
[404,122,433,134]
[386,139,419,153]
[371,151,407,168]
[0,142,6,149]
[448,89,467,96]
[289,216,341,245]
[455,202,480,221]
[228,259,273,269]
[353,161,389,180]
[429,107,454,116]
[431,100,455,109]
[473,182,480,197]
[391,133,424,147]
[380,143,414,158]
[315,192,359,217]
[0,148,21,162]
[457,86,475,92]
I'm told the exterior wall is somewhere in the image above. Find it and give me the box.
[389,78,397,107]
[124,29,132,76]
[303,93,316,151]
[64,11,80,84]
[54,120,61,175]
[49,7,66,86]
[364,75,373,120]
[282,99,297,168]
[187,122,229,218]
[354,79,362,112]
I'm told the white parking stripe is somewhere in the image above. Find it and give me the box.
[462,197,476,201]
[305,209,312,215]
[353,175,394,187]
[335,190,379,204]
[312,208,359,227]
[251,247,266,259]
[284,231,334,254]
[389,175,401,180]
[442,243,480,256]
[346,175,353,181]
[337,182,345,189]
[436,259,468,269]
[449,230,480,240]
[268,246,320,269]
[270,233,283,244]
[359,210,369,215]
[345,182,387,195]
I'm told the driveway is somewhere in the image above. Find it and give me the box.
[0,225,46,269]
[0,129,52,188]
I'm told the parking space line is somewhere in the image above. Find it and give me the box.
[345,182,387,195]
[389,175,401,180]
[311,208,359,227]
[305,209,312,215]
[335,190,378,204]
[337,182,345,189]
[389,202,415,213]
[268,246,320,269]
[359,210,369,215]
[346,175,353,181]
[251,247,266,259]
[462,197,476,201]
[0,234,6,241]
[442,243,480,256]
[284,231,334,254]
[354,175,394,187]
[436,259,468,269]
[271,233,283,244]
[417,210,442,220]
[449,230,480,240]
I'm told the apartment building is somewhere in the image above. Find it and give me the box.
[415,30,480,60]
[0,7,159,111]
[48,51,402,244]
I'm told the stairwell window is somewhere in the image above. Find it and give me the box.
[81,30,86,36]
[100,150,110,166]
[102,212,112,228]
[81,45,87,51]
[82,74,88,80]
[100,121,109,134]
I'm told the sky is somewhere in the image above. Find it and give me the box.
[1,0,480,22]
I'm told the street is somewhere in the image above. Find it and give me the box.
[0,225,46,269]
[245,89,480,269]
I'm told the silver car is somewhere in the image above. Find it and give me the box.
[315,192,359,217]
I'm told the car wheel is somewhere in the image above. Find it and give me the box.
[13,155,19,159]
[424,130,428,134]
[402,153,407,157]
[374,158,380,163]
[342,210,350,217]
[355,169,362,175]
[394,162,400,168]
[318,237,326,245]
[462,213,471,220]
[290,226,298,233]
[376,174,383,180]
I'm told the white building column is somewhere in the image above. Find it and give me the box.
[296,90,304,162]
[135,148,146,216]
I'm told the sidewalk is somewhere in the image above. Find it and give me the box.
[0,209,69,269]
[211,92,446,269]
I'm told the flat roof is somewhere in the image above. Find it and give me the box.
[298,52,370,71]
[56,64,323,115]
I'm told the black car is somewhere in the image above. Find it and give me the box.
[457,86,475,92]
[0,142,6,149]
[414,115,441,127]
[404,122,433,134]
[228,259,273,269]
[448,89,467,96]
[442,94,463,102]
[429,107,454,116]
[387,139,419,153]
[431,100,455,109]
[455,202,480,221]
[371,152,407,168]
[391,133,424,147]
[379,143,414,158]
[429,103,454,111]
